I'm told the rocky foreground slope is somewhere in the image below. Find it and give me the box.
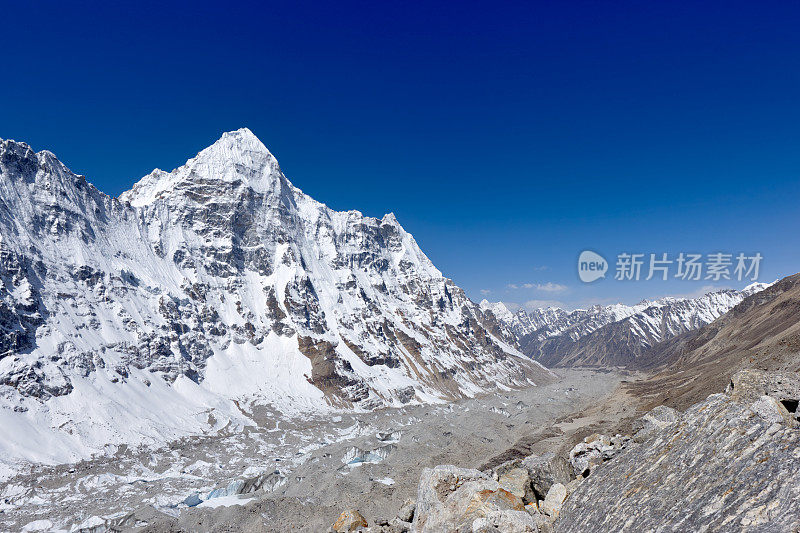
[329,273,800,532]
[328,368,800,532]
[0,130,551,477]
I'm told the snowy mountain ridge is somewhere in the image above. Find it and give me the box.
[0,129,552,478]
[481,282,771,367]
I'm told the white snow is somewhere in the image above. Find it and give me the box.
[485,282,774,348]
[21,520,56,532]
[0,130,550,480]
[196,494,255,508]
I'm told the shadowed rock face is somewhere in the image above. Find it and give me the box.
[556,392,800,532]
[0,249,46,360]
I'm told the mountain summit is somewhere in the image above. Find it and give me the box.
[121,128,283,207]
[0,131,551,476]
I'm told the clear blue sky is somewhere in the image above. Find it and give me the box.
[2,1,799,310]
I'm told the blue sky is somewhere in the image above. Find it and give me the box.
[1,1,799,310]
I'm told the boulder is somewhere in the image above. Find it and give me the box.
[750,395,797,427]
[568,433,628,477]
[631,405,678,443]
[490,458,522,479]
[332,509,368,532]
[413,465,526,533]
[520,452,573,499]
[541,483,567,518]
[472,510,540,532]
[414,465,489,529]
[499,468,535,503]
[387,518,412,533]
[568,442,604,478]
[396,498,415,523]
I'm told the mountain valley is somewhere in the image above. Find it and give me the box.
[0,132,798,532]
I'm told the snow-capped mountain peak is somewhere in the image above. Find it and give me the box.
[0,131,552,478]
[121,128,283,207]
[479,299,515,323]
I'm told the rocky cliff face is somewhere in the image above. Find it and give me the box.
[478,301,572,340]
[557,383,800,532]
[483,284,769,368]
[0,130,551,474]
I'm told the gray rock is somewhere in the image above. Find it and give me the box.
[567,432,630,477]
[540,483,567,518]
[567,437,606,478]
[631,405,678,443]
[413,465,526,533]
[727,369,800,413]
[520,452,573,500]
[564,477,582,496]
[490,458,522,480]
[472,510,540,532]
[499,468,535,504]
[557,392,800,532]
[750,395,797,427]
[387,518,412,532]
[396,498,415,523]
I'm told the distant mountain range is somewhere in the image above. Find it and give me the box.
[481,282,770,367]
[628,272,800,410]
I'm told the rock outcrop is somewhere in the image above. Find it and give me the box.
[558,375,800,531]
[412,465,538,533]
[370,369,800,532]
[408,458,578,531]
[332,509,369,532]
[727,368,800,411]
[567,433,630,478]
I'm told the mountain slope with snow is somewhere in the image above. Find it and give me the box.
[0,130,551,478]
[482,283,770,367]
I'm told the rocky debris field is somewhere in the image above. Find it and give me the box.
[11,367,798,532]
[326,368,800,533]
[2,369,623,532]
